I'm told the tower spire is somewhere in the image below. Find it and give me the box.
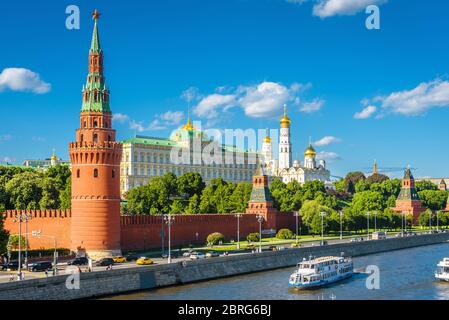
[90,10,101,53]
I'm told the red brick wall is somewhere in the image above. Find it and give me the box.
[3,210,297,252]
[3,210,72,249]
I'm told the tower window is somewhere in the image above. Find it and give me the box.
[93,134,98,143]
[93,121,98,128]
[80,134,84,143]
[94,169,99,178]
[77,169,80,178]
[112,169,116,178]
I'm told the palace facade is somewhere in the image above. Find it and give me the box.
[119,121,259,195]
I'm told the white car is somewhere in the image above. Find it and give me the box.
[189,252,206,260]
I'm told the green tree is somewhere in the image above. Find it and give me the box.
[8,234,26,250]
[0,205,8,254]
[418,190,447,211]
[276,229,294,239]
[207,232,225,245]
[415,180,438,192]
[246,233,260,243]
[59,177,71,210]
[5,171,43,210]
[366,173,389,184]
[345,172,366,193]
[177,173,205,198]
[227,182,252,213]
[185,194,200,215]
[418,209,435,228]
[170,199,185,215]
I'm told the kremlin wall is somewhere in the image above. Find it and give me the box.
[3,210,295,252]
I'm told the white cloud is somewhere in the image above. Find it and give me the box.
[354,105,377,119]
[317,151,341,161]
[314,136,341,147]
[300,98,325,113]
[190,81,318,122]
[159,111,184,125]
[0,134,12,142]
[0,68,51,94]
[376,79,449,116]
[113,111,185,132]
[312,0,387,18]
[112,113,130,123]
[194,94,236,120]
[32,136,46,142]
[238,82,291,118]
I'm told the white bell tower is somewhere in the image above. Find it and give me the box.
[279,105,292,170]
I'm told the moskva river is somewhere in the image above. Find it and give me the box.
[107,243,449,300]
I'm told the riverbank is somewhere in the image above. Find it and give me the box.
[1,232,449,300]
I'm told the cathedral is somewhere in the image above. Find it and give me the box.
[261,106,331,186]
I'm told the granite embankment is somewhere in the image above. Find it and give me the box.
[1,233,449,300]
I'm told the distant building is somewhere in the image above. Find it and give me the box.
[22,150,70,169]
[263,106,331,186]
[120,119,259,195]
[392,168,425,223]
[415,178,449,190]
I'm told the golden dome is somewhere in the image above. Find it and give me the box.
[51,149,57,161]
[304,144,316,157]
[280,105,291,128]
[263,128,271,143]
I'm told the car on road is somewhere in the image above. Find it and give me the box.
[136,257,154,265]
[67,257,89,266]
[372,232,387,240]
[205,251,219,258]
[189,252,206,260]
[2,261,21,271]
[28,261,53,272]
[124,253,139,261]
[290,243,301,248]
[113,256,127,263]
[350,237,364,242]
[246,244,256,250]
[95,258,114,267]
[183,251,194,257]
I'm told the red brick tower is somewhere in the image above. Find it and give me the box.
[392,167,425,224]
[246,165,279,221]
[69,10,122,258]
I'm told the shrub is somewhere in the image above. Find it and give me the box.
[276,229,294,240]
[246,233,260,243]
[206,232,225,246]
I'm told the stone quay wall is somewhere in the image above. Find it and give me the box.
[0,232,448,300]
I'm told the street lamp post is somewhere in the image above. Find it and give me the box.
[429,210,432,232]
[256,214,264,253]
[373,211,378,233]
[320,212,326,245]
[12,213,32,280]
[339,211,343,240]
[235,214,243,250]
[401,212,404,236]
[164,214,175,264]
[31,231,58,275]
[436,211,440,232]
[294,211,300,244]
[366,212,370,240]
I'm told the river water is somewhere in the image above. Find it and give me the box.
[107,243,449,300]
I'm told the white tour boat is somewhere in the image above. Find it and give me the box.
[435,258,449,282]
[289,255,353,289]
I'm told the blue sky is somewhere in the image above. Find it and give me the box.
[1,0,449,179]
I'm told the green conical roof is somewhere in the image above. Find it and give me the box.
[90,11,101,53]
